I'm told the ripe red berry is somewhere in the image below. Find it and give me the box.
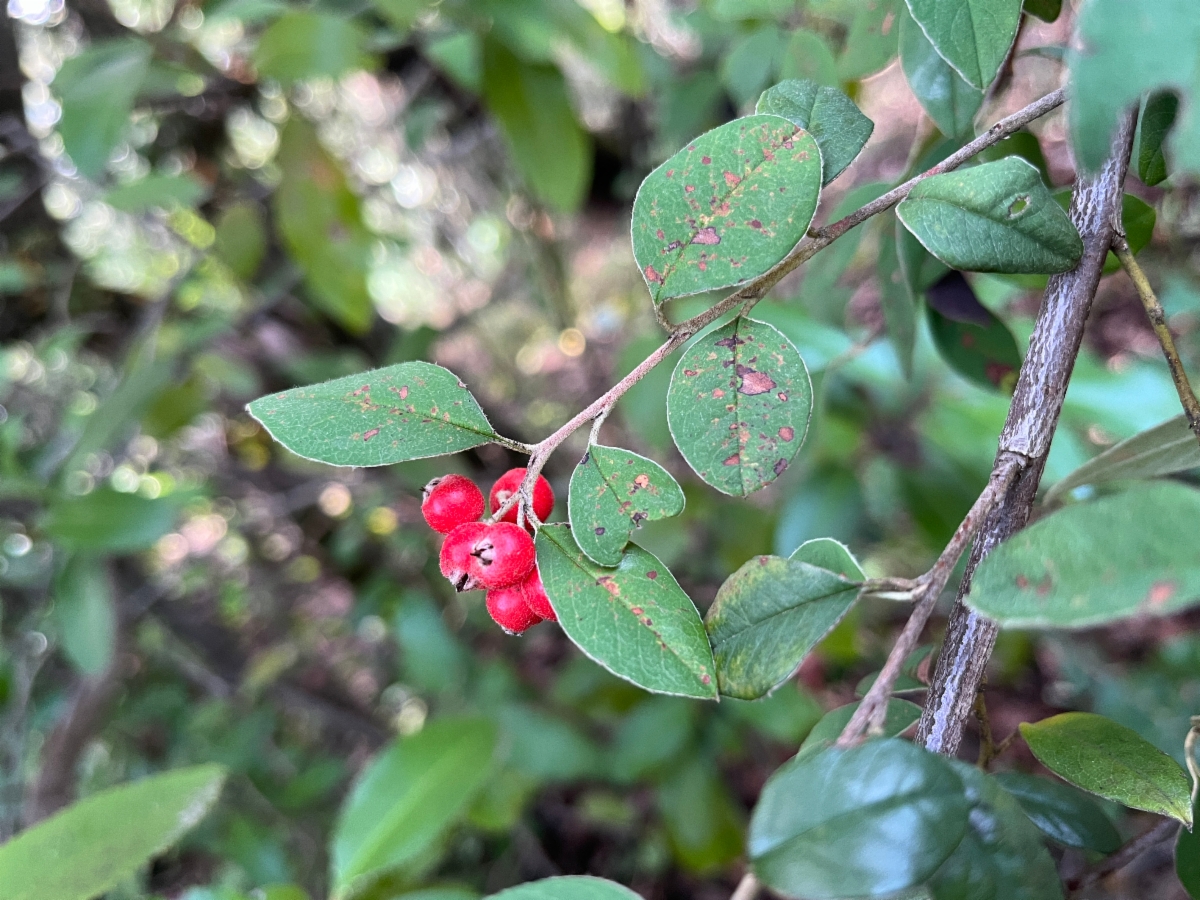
[490,467,555,526]
[486,585,542,634]
[439,521,536,592]
[422,474,484,534]
[521,567,556,622]
[439,522,489,592]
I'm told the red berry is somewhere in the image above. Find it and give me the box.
[472,522,536,588]
[486,585,542,634]
[439,521,536,592]
[490,468,554,526]
[521,567,556,622]
[439,522,489,592]
[422,474,484,534]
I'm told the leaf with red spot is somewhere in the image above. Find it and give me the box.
[967,482,1200,628]
[568,445,686,567]
[925,272,1022,393]
[246,361,499,467]
[536,524,718,700]
[631,115,823,306]
[666,316,813,496]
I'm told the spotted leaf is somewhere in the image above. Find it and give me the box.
[247,362,498,467]
[536,524,717,700]
[632,115,823,305]
[667,316,813,496]
[568,445,686,567]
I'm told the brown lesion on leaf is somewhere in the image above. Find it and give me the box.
[1146,580,1177,609]
[597,576,620,597]
[723,453,741,466]
[736,365,777,395]
[362,428,380,441]
[779,426,795,441]
[690,227,721,245]
[647,570,658,579]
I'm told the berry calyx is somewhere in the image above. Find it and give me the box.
[486,585,542,634]
[521,567,556,622]
[439,521,536,592]
[490,467,555,527]
[422,474,485,534]
[439,521,489,592]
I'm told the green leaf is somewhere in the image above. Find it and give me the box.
[904,0,1022,90]
[247,362,497,467]
[42,489,178,553]
[609,697,695,782]
[214,201,268,281]
[878,215,919,377]
[926,272,1022,392]
[568,444,685,567]
[791,536,866,579]
[798,698,923,755]
[1069,0,1200,176]
[1179,797,1200,899]
[666,316,813,496]
[331,718,498,898]
[486,877,642,900]
[103,172,209,212]
[896,157,1083,274]
[253,11,372,83]
[536,525,717,700]
[722,26,786,106]
[273,118,374,333]
[1022,0,1060,22]
[54,557,116,676]
[1045,415,1200,503]
[496,704,603,782]
[749,739,971,899]
[756,79,875,184]
[481,40,591,213]
[53,38,153,181]
[1135,92,1179,187]
[706,556,861,700]
[657,756,746,873]
[632,117,823,304]
[928,762,1063,900]
[967,483,1200,628]
[979,132,1049,180]
[899,3,983,138]
[992,771,1122,853]
[0,764,225,900]
[837,0,901,81]
[1020,713,1193,825]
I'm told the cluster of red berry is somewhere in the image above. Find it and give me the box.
[421,468,557,634]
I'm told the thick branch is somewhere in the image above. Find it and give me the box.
[916,110,1138,755]
[1112,233,1200,445]
[497,89,1069,524]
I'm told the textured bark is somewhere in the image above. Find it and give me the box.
[917,111,1138,755]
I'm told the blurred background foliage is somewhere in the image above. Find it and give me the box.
[1,0,1199,898]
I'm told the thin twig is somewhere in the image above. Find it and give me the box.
[1112,231,1200,446]
[729,873,760,900]
[497,89,1069,526]
[1066,819,1181,895]
[835,454,1023,747]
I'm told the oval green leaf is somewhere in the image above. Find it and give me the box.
[904,0,1022,90]
[54,556,116,676]
[967,483,1200,628]
[568,445,685,566]
[896,157,1084,274]
[632,116,822,304]
[706,556,861,700]
[1019,712,1193,825]
[1180,797,1200,899]
[1045,415,1200,503]
[487,876,643,900]
[247,362,498,467]
[928,762,1064,900]
[0,764,226,900]
[536,524,718,700]
[1136,92,1179,187]
[755,79,874,184]
[42,489,178,553]
[253,11,371,84]
[992,771,1122,853]
[798,698,923,756]
[749,739,970,900]
[332,718,499,898]
[666,316,813,496]
[899,3,982,139]
[925,272,1022,392]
